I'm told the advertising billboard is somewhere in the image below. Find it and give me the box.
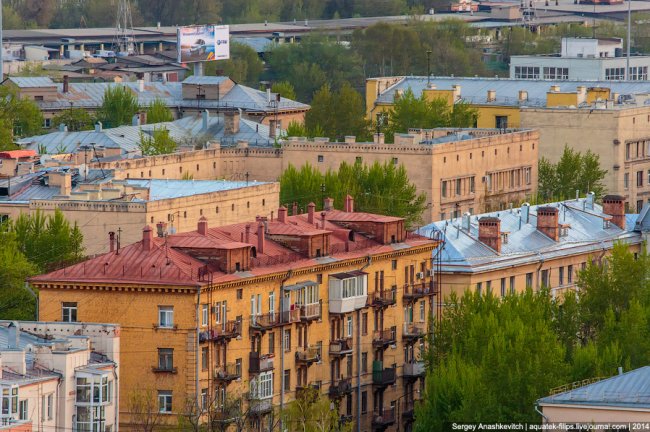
[177,25,229,64]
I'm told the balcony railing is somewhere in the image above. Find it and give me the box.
[299,302,321,321]
[402,398,419,421]
[371,407,396,428]
[328,377,352,398]
[245,393,273,415]
[372,327,397,348]
[211,320,241,341]
[403,283,430,300]
[249,309,300,331]
[329,338,353,356]
[370,289,397,307]
[295,346,320,364]
[403,361,425,378]
[214,362,241,381]
[403,322,426,340]
[248,352,274,374]
[372,367,396,387]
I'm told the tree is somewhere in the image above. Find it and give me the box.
[139,127,178,156]
[0,229,37,320]
[145,98,173,124]
[305,83,369,141]
[0,86,44,149]
[280,161,428,228]
[51,108,95,131]
[211,42,264,87]
[538,145,608,201]
[271,81,297,101]
[98,85,140,128]
[283,386,353,432]
[126,387,163,432]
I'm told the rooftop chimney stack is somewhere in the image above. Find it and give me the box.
[537,206,560,241]
[109,231,115,252]
[257,222,265,254]
[142,225,153,251]
[462,212,471,231]
[521,202,530,224]
[7,322,19,349]
[198,216,208,235]
[292,202,298,216]
[324,197,334,211]
[478,217,501,253]
[95,122,102,133]
[602,195,626,229]
[344,195,354,213]
[586,192,595,210]
[487,89,496,102]
[321,211,326,229]
[63,75,69,93]
[518,90,528,102]
[224,111,240,135]
[202,109,209,131]
[245,224,251,243]
[138,79,145,92]
[307,202,316,224]
[278,206,288,223]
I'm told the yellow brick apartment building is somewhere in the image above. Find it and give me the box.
[31,196,438,432]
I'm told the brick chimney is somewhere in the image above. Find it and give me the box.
[344,195,354,212]
[537,206,559,241]
[324,197,334,211]
[278,206,288,223]
[478,217,501,253]
[142,225,153,251]
[109,231,115,252]
[307,202,316,224]
[602,195,626,229]
[257,222,265,254]
[321,212,326,229]
[292,202,298,216]
[198,216,208,235]
[63,75,69,93]
[224,111,240,135]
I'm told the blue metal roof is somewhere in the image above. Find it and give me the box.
[7,77,55,88]
[182,75,230,86]
[538,366,650,409]
[124,179,270,201]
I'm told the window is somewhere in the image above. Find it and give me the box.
[18,400,26,421]
[559,267,564,286]
[514,66,540,79]
[361,391,367,414]
[355,156,362,164]
[629,66,648,80]
[625,173,630,190]
[269,332,275,354]
[525,273,533,288]
[541,269,549,287]
[486,280,492,295]
[469,176,475,193]
[214,301,222,324]
[456,178,462,195]
[500,278,506,297]
[638,200,644,213]
[392,157,398,165]
[347,355,353,377]
[496,115,508,129]
[75,406,106,432]
[47,394,53,420]
[43,118,51,128]
[253,372,273,399]
[441,181,447,198]
[362,352,368,373]
[201,347,208,370]
[158,306,174,328]
[524,167,531,185]
[158,348,174,371]
[638,171,644,187]
[62,302,78,322]
[543,67,569,80]
[158,391,172,413]
[237,288,243,299]
[2,387,18,418]
[362,312,368,335]
[476,282,482,295]
[76,376,111,405]
[284,329,291,352]
[201,304,208,326]
[568,265,573,284]
[201,389,208,411]
[346,316,353,337]
[419,300,426,322]
[510,276,515,294]
[283,369,290,391]
[605,67,625,80]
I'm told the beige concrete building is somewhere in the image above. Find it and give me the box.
[90,128,539,224]
[0,169,279,254]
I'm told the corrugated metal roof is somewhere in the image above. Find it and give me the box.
[538,366,650,408]
[7,77,55,88]
[183,75,230,85]
[233,37,274,54]
[124,179,270,201]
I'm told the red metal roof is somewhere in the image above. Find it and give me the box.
[0,150,37,159]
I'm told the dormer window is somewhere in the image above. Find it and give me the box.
[235,262,241,272]
[500,232,509,244]
[603,220,611,229]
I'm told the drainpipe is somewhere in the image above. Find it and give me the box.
[112,366,119,429]
[357,255,372,432]
[534,402,549,423]
[195,281,201,411]
[279,269,293,432]
[535,252,545,292]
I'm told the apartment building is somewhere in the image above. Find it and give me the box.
[0,321,120,432]
[418,194,642,300]
[31,197,438,432]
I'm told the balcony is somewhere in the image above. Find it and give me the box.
[211,320,241,341]
[214,362,241,382]
[300,302,321,321]
[329,338,353,357]
[371,407,395,429]
[295,383,320,401]
[403,322,426,341]
[402,399,418,422]
[328,377,352,398]
[372,327,397,348]
[248,352,274,374]
[403,361,426,379]
[372,366,396,388]
[328,271,368,314]
[295,346,320,365]
[212,405,239,424]
[245,394,272,416]
[370,289,396,308]
[403,283,430,301]
[249,310,300,332]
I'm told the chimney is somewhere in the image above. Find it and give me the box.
[278,206,288,223]
[536,206,559,241]
[344,195,354,212]
[7,321,19,349]
[452,84,461,100]
[461,212,471,231]
[58,172,72,196]
[140,111,147,125]
[138,79,145,92]
[321,211,326,229]
[202,109,209,131]
[602,194,626,229]
[257,222,265,254]
[586,192,595,210]
[269,120,277,138]
[478,217,501,253]
[95,122,103,132]
[245,224,251,243]
[142,225,153,251]
[224,111,240,135]
[292,202,298,216]
[132,114,141,126]
[518,90,528,102]
[487,89,496,102]
[550,85,560,92]
[307,202,315,224]
[59,123,68,132]
[198,216,208,235]
[373,133,385,144]
[324,197,334,211]
[521,202,530,224]
[63,75,69,93]
[156,222,167,237]
[109,231,115,252]
[344,136,356,144]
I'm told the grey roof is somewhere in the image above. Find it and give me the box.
[417,198,642,273]
[233,37,274,54]
[375,76,650,108]
[7,76,55,88]
[538,366,650,409]
[124,179,271,201]
[183,75,230,86]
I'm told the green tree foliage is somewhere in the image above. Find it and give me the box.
[51,108,95,132]
[305,83,369,141]
[98,86,140,128]
[0,230,37,320]
[282,387,353,432]
[538,145,608,201]
[139,127,178,156]
[145,98,173,124]
[280,161,427,227]
[0,86,44,150]
[383,88,477,142]
[271,81,297,101]
[207,42,264,87]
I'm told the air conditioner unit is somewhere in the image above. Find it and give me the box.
[416,272,424,280]
[426,269,435,277]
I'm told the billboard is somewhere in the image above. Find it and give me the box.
[177,25,229,64]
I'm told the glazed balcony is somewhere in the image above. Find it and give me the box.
[370,289,397,308]
[329,337,353,356]
[249,310,300,332]
[372,367,396,388]
[403,283,430,301]
[300,302,321,321]
[371,407,395,429]
[328,377,352,398]
[248,352,274,374]
[295,346,320,365]
[245,393,272,415]
[403,361,426,379]
[212,320,241,341]
[214,362,241,382]
[372,327,397,348]
[402,322,426,341]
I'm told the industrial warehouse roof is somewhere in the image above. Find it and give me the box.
[417,197,642,273]
[16,112,277,156]
[538,366,650,409]
[374,76,650,108]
